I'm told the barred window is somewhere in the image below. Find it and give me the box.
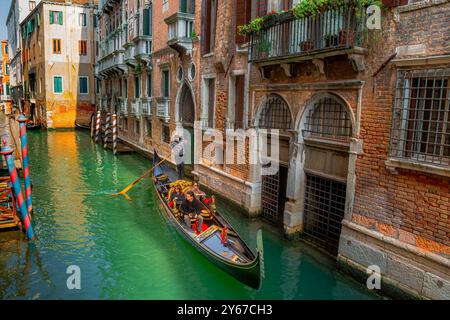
[258,95,292,130]
[390,68,450,167]
[303,96,352,141]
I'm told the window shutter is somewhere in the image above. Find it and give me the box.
[49,11,54,24]
[143,8,149,36]
[37,14,40,27]
[236,0,251,44]
[180,0,187,12]
[58,12,63,25]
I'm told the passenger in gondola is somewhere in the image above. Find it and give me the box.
[180,191,204,233]
[168,185,185,209]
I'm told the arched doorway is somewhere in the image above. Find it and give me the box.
[177,83,196,173]
[256,94,293,225]
[299,94,353,254]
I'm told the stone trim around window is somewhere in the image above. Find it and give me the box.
[385,157,450,178]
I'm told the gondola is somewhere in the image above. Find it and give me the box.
[151,153,264,289]
[26,122,41,130]
[75,122,90,130]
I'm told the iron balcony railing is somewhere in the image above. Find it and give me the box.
[249,6,367,62]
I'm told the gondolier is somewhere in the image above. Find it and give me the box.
[171,136,185,180]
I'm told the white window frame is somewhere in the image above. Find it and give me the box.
[53,75,63,94]
[79,76,89,95]
[79,13,87,27]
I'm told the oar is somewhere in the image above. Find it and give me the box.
[113,154,171,196]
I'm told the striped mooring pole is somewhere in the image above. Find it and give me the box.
[17,114,32,214]
[103,112,111,149]
[1,140,35,240]
[94,110,101,144]
[112,113,117,155]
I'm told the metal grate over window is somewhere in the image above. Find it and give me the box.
[303,97,352,141]
[390,67,450,167]
[258,95,293,130]
[261,167,281,223]
[303,173,346,255]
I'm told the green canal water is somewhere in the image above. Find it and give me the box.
[0,130,381,299]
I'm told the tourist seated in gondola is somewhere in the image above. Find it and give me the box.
[168,185,185,209]
[180,191,204,233]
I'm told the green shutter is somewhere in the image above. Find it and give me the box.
[58,12,63,25]
[143,9,149,36]
[49,11,54,24]
[37,14,41,27]
[54,77,62,93]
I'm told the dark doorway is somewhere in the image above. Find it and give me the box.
[261,165,288,225]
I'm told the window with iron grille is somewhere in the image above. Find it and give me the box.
[389,68,450,167]
[258,94,292,129]
[162,123,171,144]
[303,96,352,141]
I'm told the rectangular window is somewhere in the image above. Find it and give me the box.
[53,76,63,94]
[79,40,87,55]
[234,75,245,129]
[203,78,215,128]
[162,0,169,12]
[135,76,140,98]
[79,77,88,94]
[147,120,152,137]
[124,117,128,130]
[29,1,36,10]
[124,79,128,98]
[235,0,252,44]
[202,0,217,54]
[6,84,10,95]
[390,67,450,167]
[147,73,152,97]
[79,13,87,27]
[96,79,100,94]
[5,64,9,75]
[162,123,170,144]
[50,11,63,25]
[52,39,61,54]
[162,70,170,98]
[135,120,140,135]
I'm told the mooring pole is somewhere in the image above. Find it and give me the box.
[103,112,111,149]
[17,114,32,214]
[1,140,35,240]
[90,114,95,139]
[112,113,117,155]
[95,110,101,144]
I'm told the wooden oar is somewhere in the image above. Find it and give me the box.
[113,154,171,196]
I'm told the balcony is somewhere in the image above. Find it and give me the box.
[165,12,195,55]
[141,97,152,116]
[0,95,11,101]
[131,99,141,116]
[124,44,137,67]
[156,97,170,122]
[249,6,368,72]
[97,51,127,78]
[119,97,128,115]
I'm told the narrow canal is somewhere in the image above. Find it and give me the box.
[0,130,382,299]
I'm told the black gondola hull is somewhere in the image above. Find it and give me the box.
[152,178,262,289]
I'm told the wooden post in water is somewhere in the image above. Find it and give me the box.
[112,113,118,155]
[103,113,111,149]
[17,114,32,214]
[0,140,35,240]
[90,114,95,139]
[94,110,101,144]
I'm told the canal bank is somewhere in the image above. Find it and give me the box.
[0,129,383,299]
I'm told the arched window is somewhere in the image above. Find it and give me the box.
[258,94,292,130]
[303,96,352,141]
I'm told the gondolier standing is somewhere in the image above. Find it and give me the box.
[171,135,184,180]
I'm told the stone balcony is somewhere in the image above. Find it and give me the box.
[131,99,141,116]
[141,97,152,116]
[156,97,170,122]
[119,97,128,115]
[97,50,127,78]
[165,12,195,56]
[249,6,368,73]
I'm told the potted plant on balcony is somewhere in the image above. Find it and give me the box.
[299,40,314,52]
[237,16,266,36]
[324,33,339,47]
[258,39,272,59]
[338,28,356,46]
